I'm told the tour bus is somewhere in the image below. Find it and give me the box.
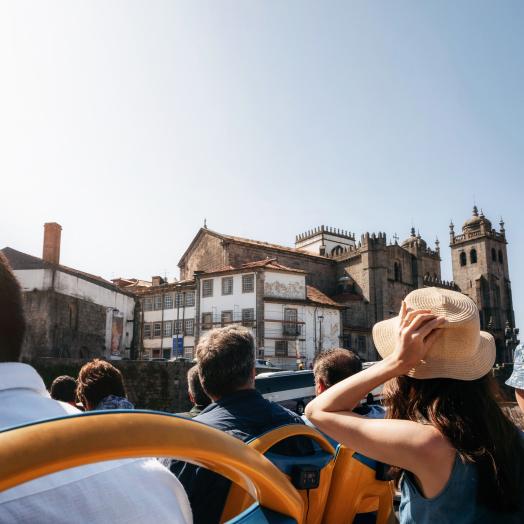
[255,370,315,415]
[256,363,384,415]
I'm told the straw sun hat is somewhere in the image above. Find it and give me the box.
[372,287,496,380]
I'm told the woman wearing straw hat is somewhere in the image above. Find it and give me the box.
[306,287,524,523]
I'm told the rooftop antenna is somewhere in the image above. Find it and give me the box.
[204,218,207,229]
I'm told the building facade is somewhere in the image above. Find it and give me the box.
[2,223,136,360]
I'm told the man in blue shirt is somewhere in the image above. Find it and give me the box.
[171,325,310,524]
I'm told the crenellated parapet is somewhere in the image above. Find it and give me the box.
[295,225,355,243]
[423,274,459,290]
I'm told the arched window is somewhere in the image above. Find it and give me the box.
[460,252,467,266]
[491,248,497,262]
[331,245,343,256]
[470,249,477,264]
[498,250,503,264]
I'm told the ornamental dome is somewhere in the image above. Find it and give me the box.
[462,206,492,232]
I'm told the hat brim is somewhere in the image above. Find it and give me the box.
[372,316,496,380]
[506,364,524,389]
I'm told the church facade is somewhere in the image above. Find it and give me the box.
[177,207,516,363]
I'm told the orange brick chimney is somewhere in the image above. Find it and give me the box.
[42,222,62,265]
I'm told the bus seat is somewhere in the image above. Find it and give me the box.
[222,424,336,524]
[321,446,395,524]
[0,410,305,524]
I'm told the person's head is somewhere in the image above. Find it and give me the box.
[0,253,26,362]
[187,365,211,408]
[505,344,524,412]
[50,375,78,405]
[76,359,127,410]
[196,325,255,401]
[374,287,523,513]
[313,348,362,395]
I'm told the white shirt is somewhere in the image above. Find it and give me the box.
[0,363,192,524]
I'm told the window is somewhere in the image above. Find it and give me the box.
[357,336,366,354]
[143,323,152,339]
[184,346,194,359]
[164,294,174,310]
[202,279,213,297]
[185,291,195,307]
[275,341,289,357]
[222,277,233,295]
[163,321,172,337]
[242,274,255,293]
[283,308,299,336]
[202,313,213,330]
[174,320,183,335]
[331,245,343,256]
[174,293,183,308]
[185,319,194,336]
[242,308,255,327]
[460,252,467,266]
[143,298,153,311]
[491,248,497,262]
[221,310,233,326]
[470,249,477,264]
[153,322,162,338]
[154,295,162,310]
[498,250,504,264]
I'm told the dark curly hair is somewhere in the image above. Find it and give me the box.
[76,359,126,409]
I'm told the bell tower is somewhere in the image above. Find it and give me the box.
[450,206,516,362]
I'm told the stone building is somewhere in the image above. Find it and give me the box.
[2,223,136,360]
[175,208,515,363]
[450,206,516,362]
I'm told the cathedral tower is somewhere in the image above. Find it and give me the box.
[450,206,515,362]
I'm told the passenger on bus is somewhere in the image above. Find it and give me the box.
[171,325,311,524]
[312,348,385,420]
[50,374,84,410]
[177,365,211,418]
[506,344,524,413]
[0,253,192,524]
[306,287,524,523]
[76,359,134,410]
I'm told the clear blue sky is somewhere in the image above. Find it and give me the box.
[1,1,523,329]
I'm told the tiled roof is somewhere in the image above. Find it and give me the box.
[202,258,306,276]
[306,286,343,308]
[178,228,335,267]
[1,247,132,296]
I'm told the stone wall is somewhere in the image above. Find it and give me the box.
[227,243,338,295]
[27,358,193,413]
[22,290,109,360]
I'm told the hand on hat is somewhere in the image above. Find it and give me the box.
[391,301,446,375]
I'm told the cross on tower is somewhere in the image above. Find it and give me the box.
[392,233,399,244]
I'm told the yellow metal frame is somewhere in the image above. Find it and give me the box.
[0,412,305,523]
[221,425,336,524]
[321,446,395,524]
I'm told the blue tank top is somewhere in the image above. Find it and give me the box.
[400,454,522,523]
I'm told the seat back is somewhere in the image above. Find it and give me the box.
[0,411,305,524]
[222,425,336,524]
[321,446,395,524]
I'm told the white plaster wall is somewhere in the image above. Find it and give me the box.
[143,306,196,323]
[303,306,341,363]
[54,271,135,321]
[264,272,306,300]
[200,273,257,321]
[296,233,355,255]
[14,268,53,291]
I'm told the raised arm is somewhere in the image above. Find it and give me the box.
[305,304,455,498]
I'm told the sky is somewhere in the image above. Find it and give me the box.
[1,1,523,329]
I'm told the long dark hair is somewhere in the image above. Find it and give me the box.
[383,373,523,513]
